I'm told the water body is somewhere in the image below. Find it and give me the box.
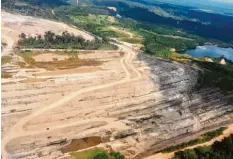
[184,45,233,62]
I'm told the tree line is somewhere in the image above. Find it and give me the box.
[173,134,233,159]
[18,31,117,50]
[93,152,124,159]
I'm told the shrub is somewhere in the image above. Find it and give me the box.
[93,152,109,159]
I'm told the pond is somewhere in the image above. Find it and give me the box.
[183,45,233,62]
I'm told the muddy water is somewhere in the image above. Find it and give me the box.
[60,136,102,153]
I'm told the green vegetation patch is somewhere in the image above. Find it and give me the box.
[196,60,233,91]
[161,127,226,153]
[71,14,115,26]
[18,31,117,50]
[173,134,233,159]
[141,31,202,57]
[18,50,102,70]
[120,37,142,44]
[71,148,124,159]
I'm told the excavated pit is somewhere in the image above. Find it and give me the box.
[60,137,103,153]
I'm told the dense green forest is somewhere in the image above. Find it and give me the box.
[18,31,117,50]
[1,0,58,18]
[173,134,233,159]
[196,60,233,91]
[53,5,120,38]
[90,0,233,43]
[52,4,208,55]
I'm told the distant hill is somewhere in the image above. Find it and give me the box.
[146,0,233,15]
[1,0,68,19]
[90,0,233,42]
[1,0,68,7]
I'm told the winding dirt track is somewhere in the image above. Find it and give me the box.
[1,29,16,56]
[1,44,143,159]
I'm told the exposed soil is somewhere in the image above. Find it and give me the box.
[34,67,102,76]
[33,53,69,62]
[60,137,102,153]
[1,12,93,42]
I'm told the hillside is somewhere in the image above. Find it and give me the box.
[1,1,233,159]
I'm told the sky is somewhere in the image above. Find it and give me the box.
[211,0,233,3]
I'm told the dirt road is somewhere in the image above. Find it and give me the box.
[1,30,16,56]
[1,43,143,158]
[145,124,233,159]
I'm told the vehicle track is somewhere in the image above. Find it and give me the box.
[145,124,233,159]
[1,44,143,158]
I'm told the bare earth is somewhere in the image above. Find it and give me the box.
[2,12,233,159]
[1,12,93,56]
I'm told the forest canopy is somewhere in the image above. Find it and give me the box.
[173,134,233,159]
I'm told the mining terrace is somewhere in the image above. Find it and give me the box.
[1,12,233,159]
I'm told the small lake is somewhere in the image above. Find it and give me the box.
[183,45,233,62]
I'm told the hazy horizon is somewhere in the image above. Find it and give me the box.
[149,0,233,14]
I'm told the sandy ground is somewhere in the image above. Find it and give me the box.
[33,53,69,62]
[1,41,151,159]
[33,67,102,76]
[1,12,93,56]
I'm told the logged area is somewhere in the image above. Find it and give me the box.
[1,2,233,159]
[1,12,93,56]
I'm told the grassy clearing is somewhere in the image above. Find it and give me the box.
[71,14,116,26]
[97,44,119,50]
[71,148,125,159]
[69,12,143,44]
[18,50,102,70]
[35,57,101,70]
[98,27,129,38]
[161,127,226,153]
[109,26,142,44]
[70,13,142,42]
[1,56,13,65]
[71,148,106,159]
[170,53,198,63]
[139,29,194,41]
[120,37,142,44]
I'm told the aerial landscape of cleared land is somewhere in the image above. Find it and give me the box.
[1,0,233,159]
